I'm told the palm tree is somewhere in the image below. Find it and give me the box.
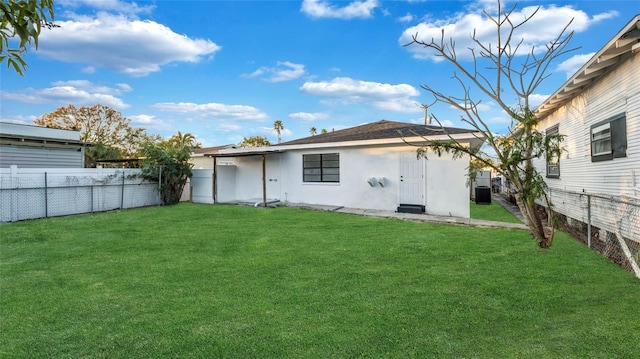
[168,131,199,149]
[310,127,317,136]
[273,120,284,144]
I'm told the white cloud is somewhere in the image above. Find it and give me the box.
[372,98,421,113]
[218,123,242,132]
[289,112,329,121]
[0,114,38,124]
[244,61,306,82]
[259,126,293,139]
[438,119,455,127]
[1,80,131,109]
[38,13,220,77]
[400,4,594,62]
[129,114,170,130]
[398,13,414,23]
[528,94,548,109]
[300,77,421,113]
[301,0,378,19]
[152,102,268,121]
[592,11,618,23]
[557,52,595,78]
[81,66,96,74]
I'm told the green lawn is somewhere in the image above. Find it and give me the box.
[470,200,522,223]
[1,203,638,358]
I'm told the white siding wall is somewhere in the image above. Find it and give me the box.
[533,52,639,239]
[534,53,639,197]
[0,146,84,168]
[224,144,470,218]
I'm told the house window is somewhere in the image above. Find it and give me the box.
[546,124,560,178]
[303,153,340,183]
[591,113,627,162]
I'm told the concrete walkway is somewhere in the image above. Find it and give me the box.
[288,198,528,230]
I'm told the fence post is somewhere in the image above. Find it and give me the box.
[10,165,18,222]
[44,172,48,218]
[121,170,125,209]
[587,194,592,248]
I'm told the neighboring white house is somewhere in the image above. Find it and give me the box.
[195,120,483,218]
[532,15,639,245]
[190,144,235,169]
[0,122,87,168]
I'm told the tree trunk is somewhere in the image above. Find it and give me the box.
[514,193,553,248]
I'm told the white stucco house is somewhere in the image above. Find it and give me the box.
[193,120,483,218]
[0,122,87,168]
[532,15,639,248]
[190,144,235,169]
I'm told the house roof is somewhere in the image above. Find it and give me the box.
[535,14,640,119]
[212,120,483,157]
[0,121,88,148]
[276,120,478,146]
[191,144,236,156]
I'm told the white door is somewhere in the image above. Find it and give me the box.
[399,152,424,205]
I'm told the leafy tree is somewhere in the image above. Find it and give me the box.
[310,127,317,136]
[167,131,201,149]
[1,0,56,75]
[320,128,328,134]
[238,135,271,148]
[273,119,284,143]
[405,0,573,248]
[85,142,122,168]
[35,104,156,164]
[139,133,197,205]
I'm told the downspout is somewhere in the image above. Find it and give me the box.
[213,156,217,204]
[262,154,267,207]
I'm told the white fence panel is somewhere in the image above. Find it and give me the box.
[191,169,214,204]
[0,166,161,222]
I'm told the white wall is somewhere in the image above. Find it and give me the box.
[425,151,470,217]
[533,53,639,198]
[224,144,470,217]
[533,51,639,242]
[0,146,84,168]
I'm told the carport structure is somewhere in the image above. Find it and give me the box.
[205,150,283,207]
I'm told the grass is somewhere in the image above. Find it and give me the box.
[1,203,639,358]
[470,200,522,223]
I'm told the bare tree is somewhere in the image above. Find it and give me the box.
[404,0,575,248]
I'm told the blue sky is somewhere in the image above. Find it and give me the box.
[1,0,637,147]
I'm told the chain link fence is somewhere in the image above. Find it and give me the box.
[548,188,640,277]
[1,168,161,223]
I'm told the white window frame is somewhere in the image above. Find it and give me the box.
[591,123,611,157]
